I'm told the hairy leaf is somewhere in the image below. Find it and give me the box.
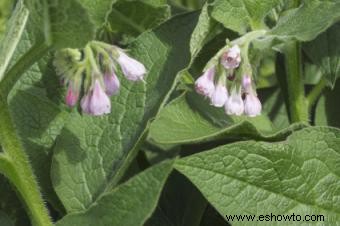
[176,127,340,225]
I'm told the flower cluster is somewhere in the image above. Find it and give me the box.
[53,41,146,116]
[195,45,262,117]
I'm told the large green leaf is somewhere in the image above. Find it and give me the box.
[210,0,280,34]
[270,0,340,42]
[148,93,302,145]
[303,23,340,88]
[0,0,28,81]
[106,0,170,44]
[51,12,199,213]
[24,0,96,48]
[175,127,340,225]
[56,160,174,226]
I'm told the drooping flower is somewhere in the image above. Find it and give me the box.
[244,93,262,117]
[117,50,146,81]
[81,80,111,116]
[65,82,79,107]
[104,71,120,96]
[225,87,244,115]
[221,45,241,69]
[195,67,216,98]
[210,82,228,107]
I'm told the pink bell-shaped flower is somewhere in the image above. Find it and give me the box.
[225,87,244,115]
[81,80,111,116]
[221,45,241,69]
[210,82,228,107]
[244,93,262,117]
[117,50,146,81]
[195,67,215,98]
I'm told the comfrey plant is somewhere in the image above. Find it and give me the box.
[195,43,261,117]
[53,41,146,116]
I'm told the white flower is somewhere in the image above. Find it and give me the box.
[210,83,228,107]
[221,45,241,69]
[225,87,244,115]
[244,93,262,117]
[195,67,215,97]
[117,50,146,81]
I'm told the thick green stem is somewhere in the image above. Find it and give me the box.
[0,98,53,226]
[284,42,308,123]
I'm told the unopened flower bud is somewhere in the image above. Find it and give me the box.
[225,87,244,115]
[65,83,79,107]
[221,45,241,69]
[242,74,252,91]
[195,67,215,97]
[117,50,146,81]
[104,71,120,96]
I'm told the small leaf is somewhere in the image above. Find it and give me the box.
[303,23,340,88]
[175,127,340,225]
[56,160,174,226]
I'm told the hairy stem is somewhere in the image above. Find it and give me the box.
[284,42,308,123]
[0,98,53,226]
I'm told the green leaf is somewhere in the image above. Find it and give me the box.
[0,0,28,81]
[210,0,280,34]
[148,93,302,145]
[51,12,199,213]
[270,0,340,42]
[303,23,340,88]
[76,0,117,27]
[56,160,174,226]
[175,127,340,225]
[25,0,96,48]
[106,0,170,44]
[315,80,340,128]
